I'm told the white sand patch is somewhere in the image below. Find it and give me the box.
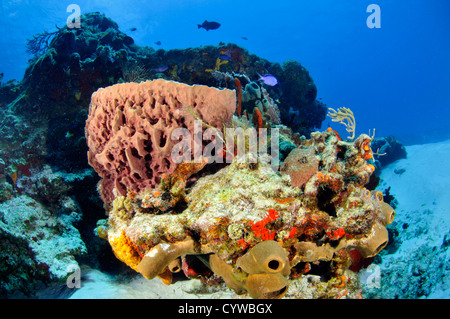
[372,139,450,298]
[378,139,450,243]
[68,266,237,299]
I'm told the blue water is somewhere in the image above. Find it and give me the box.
[1,0,449,145]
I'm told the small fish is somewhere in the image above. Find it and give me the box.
[130,27,137,32]
[257,72,278,86]
[241,36,248,40]
[65,123,80,139]
[151,65,168,73]
[154,41,162,46]
[65,131,74,139]
[198,20,221,31]
[219,48,231,61]
[219,54,231,61]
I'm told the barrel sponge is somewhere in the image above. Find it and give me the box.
[85,79,236,204]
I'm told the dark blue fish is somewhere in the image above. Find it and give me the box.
[219,54,231,61]
[130,27,137,32]
[154,41,162,46]
[241,36,248,40]
[198,20,221,31]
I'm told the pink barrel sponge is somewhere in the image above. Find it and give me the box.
[85,79,236,204]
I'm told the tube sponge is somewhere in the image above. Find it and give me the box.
[292,241,336,263]
[245,273,289,299]
[236,240,290,276]
[209,253,289,299]
[137,238,197,279]
[209,254,246,295]
[378,202,395,226]
[371,190,395,226]
[372,190,384,202]
[168,258,182,273]
[356,222,389,258]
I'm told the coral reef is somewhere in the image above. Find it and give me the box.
[2,11,327,174]
[371,136,407,168]
[86,78,395,298]
[0,195,86,297]
[278,60,326,133]
[0,11,402,298]
[25,30,59,57]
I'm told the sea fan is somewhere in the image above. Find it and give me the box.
[25,30,58,56]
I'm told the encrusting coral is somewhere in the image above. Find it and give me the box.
[86,79,395,299]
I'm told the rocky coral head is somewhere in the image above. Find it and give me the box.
[89,77,395,299]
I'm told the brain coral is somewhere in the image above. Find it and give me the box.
[85,79,236,204]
